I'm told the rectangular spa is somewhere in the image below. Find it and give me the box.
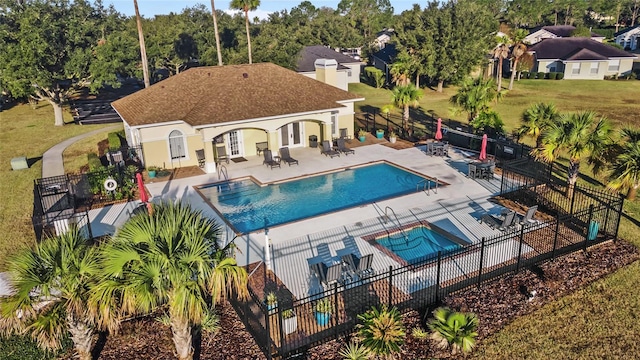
[376,225,462,265]
[197,163,440,233]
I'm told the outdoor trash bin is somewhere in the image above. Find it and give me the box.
[309,135,318,148]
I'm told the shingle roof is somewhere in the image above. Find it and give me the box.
[528,37,636,60]
[112,63,361,127]
[372,44,397,64]
[564,48,608,61]
[614,24,640,37]
[296,46,359,72]
[529,25,603,38]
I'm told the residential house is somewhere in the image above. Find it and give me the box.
[525,25,605,45]
[528,38,637,79]
[614,25,640,51]
[296,46,362,90]
[371,43,397,84]
[373,28,394,50]
[111,63,363,174]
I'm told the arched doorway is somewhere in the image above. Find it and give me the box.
[279,121,305,148]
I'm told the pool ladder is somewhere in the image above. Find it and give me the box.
[218,164,229,181]
[384,206,409,245]
[416,178,438,195]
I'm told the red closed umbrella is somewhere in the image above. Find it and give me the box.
[479,134,488,161]
[435,118,443,141]
[136,172,149,203]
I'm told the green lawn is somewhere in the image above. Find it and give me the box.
[350,79,640,136]
[0,103,113,268]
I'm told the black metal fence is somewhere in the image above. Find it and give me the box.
[356,111,532,163]
[32,145,144,241]
[231,162,624,359]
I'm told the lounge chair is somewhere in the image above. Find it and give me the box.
[321,140,340,158]
[519,205,539,226]
[481,210,517,231]
[195,149,205,168]
[336,138,355,155]
[309,260,326,284]
[215,145,229,164]
[323,263,343,287]
[355,253,374,278]
[316,243,334,264]
[262,149,281,169]
[279,147,298,166]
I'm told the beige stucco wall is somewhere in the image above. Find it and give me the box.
[618,58,635,75]
[344,63,362,83]
[563,61,606,80]
[241,129,269,156]
[137,123,203,169]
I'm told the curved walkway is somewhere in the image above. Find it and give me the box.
[42,125,121,178]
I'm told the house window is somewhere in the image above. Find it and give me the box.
[547,63,556,72]
[590,62,599,75]
[608,59,620,72]
[571,63,580,75]
[347,70,352,77]
[168,130,186,159]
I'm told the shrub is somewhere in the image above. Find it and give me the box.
[557,72,564,80]
[87,153,102,171]
[427,307,479,355]
[545,72,554,80]
[364,66,385,88]
[536,72,545,79]
[339,342,369,360]
[520,71,530,79]
[107,131,124,150]
[357,304,405,357]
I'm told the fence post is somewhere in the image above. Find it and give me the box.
[387,266,393,307]
[477,237,485,288]
[277,305,285,355]
[584,204,594,251]
[515,225,525,273]
[614,197,623,242]
[603,203,611,238]
[552,215,560,260]
[435,251,442,304]
[333,282,339,340]
[264,301,272,360]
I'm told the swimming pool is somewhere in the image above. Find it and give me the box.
[376,226,462,265]
[197,163,438,233]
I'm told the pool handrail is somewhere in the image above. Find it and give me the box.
[384,206,409,245]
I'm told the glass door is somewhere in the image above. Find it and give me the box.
[227,130,244,157]
[280,122,304,148]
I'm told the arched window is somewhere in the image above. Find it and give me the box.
[168,130,186,159]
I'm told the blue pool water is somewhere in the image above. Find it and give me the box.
[197,163,437,233]
[376,226,461,265]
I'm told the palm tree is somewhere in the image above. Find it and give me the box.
[472,110,505,136]
[357,304,405,359]
[449,76,504,123]
[230,0,261,64]
[133,0,150,87]
[492,35,510,91]
[535,111,613,197]
[518,102,559,148]
[607,128,640,200]
[428,307,478,355]
[392,84,423,133]
[0,227,100,360]
[91,202,248,360]
[508,28,528,90]
[210,0,223,66]
[390,50,415,86]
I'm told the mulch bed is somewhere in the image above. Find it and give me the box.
[59,240,637,360]
[306,239,639,359]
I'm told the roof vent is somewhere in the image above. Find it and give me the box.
[243,73,249,78]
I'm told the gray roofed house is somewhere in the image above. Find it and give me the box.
[371,44,397,85]
[613,25,640,51]
[525,25,605,45]
[296,46,362,90]
[528,38,637,80]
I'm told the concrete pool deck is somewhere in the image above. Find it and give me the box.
[142,143,507,261]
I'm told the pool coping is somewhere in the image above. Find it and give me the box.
[192,160,451,235]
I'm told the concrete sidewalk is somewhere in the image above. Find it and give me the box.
[41,124,121,178]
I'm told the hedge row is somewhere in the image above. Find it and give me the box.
[520,71,564,80]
